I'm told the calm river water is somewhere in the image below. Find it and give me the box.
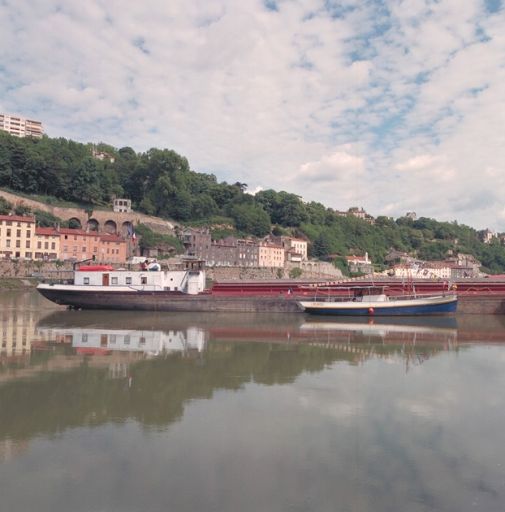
[1,290,505,511]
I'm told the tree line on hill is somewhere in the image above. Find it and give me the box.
[1,130,505,273]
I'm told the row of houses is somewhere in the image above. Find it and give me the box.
[345,249,482,279]
[0,215,127,263]
[181,229,308,268]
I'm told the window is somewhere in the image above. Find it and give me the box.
[27,230,31,237]
[83,277,90,284]
[6,229,11,237]
[82,247,86,252]
[111,277,118,285]
[26,240,30,248]
[51,242,55,250]
[44,242,48,249]
[25,252,32,258]
[37,241,41,249]
[125,277,132,285]
[16,229,21,237]
[82,333,88,343]
[141,276,147,284]
[6,240,10,248]
[16,240,20,248]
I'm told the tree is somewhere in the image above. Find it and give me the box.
[312,232,332,259]
[230,203,271,236]
[0,196,12,214]
[72,158,103,204]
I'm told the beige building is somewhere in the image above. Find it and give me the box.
[0,113,43,138]
[286,238,307,261]
[0,215,36,259]
[113,198,132,213]
[258,242,285,268]
[269,236,308,262]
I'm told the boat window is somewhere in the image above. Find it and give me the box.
[83,277,90,285]
[126,277,132,285]
[141,276,147,285]
[111,277,118,285]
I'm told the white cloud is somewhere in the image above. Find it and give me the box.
[1,0,505,229]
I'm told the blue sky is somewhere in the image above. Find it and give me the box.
[1,0,504,230]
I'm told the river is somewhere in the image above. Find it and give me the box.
[1,290,505,511]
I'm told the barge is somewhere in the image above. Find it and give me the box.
[36,260,303,313]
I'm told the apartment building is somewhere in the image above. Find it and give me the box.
[0,113,43,138]
[258,242,285,268]
[0,215,36,259]
[270,236,308,262]
[59,229,127,263]
[34,227,60,260]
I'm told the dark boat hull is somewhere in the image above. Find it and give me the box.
[37,287,303,313]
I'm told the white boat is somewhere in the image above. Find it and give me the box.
[298,286,457,316]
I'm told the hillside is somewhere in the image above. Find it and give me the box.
[1,131,505,273]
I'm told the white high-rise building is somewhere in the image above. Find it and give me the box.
[0,113,43,138]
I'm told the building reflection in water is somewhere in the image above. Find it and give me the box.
[0,308,36,358]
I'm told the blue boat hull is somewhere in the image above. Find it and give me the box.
[301,298,458,316]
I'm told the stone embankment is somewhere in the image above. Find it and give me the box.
[0,189,174,234]
[0,259,341,282]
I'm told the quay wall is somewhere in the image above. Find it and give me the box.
[1,260,505,314]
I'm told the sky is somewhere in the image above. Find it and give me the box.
[1,0,504,230]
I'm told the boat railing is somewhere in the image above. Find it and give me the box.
[303,290,456,303]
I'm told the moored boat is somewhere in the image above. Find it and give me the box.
[36,259,303,313]
[298,286,457,316]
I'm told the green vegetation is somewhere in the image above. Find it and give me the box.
[0,196,12,214]
[1,130,505,271]
[135,224,184,256]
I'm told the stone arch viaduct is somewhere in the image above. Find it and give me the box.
[0,190,175,236]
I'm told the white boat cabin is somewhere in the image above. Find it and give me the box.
[74,264,206,295]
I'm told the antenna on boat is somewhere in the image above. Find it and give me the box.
[72,255,96,271]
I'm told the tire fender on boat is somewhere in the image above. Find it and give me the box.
[368,307,374,315]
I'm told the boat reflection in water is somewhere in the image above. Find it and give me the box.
[36,312,207,357]
[300,315,458,340]
[34,310,460,364]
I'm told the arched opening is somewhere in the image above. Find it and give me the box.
[67,217,82,229]
[121,221,133,237]
[104,220,117,234]
[87,218,99,232]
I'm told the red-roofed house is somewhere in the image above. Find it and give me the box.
[346,253,373,274]
[35,227,60,260]
[58,228,127,263]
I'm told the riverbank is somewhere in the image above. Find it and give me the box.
[0,277,37,289]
